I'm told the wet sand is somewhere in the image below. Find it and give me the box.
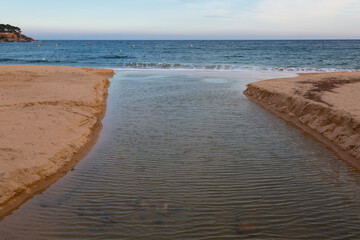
[0,65,114,219]
[244,71,360,170]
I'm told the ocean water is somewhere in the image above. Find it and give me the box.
[1,41,360,239]
[0,40,359,72]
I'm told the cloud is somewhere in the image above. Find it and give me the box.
[253,0,358,23]
[247,0,360,35]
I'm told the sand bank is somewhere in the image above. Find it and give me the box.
[244,72,360,170]
[0,65,114,219]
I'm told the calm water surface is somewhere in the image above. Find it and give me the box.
[1,71,360,239]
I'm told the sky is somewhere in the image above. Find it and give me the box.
[1,0,360,40]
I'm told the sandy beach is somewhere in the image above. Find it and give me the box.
[0,65,114,218]
[244,71,360,170]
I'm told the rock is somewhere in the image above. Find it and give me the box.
[0,32,35,42]
[155,219,164,225]
[237,222,256,234]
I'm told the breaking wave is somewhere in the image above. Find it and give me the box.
[113,62,356,73]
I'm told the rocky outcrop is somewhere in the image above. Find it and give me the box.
[0,32,35,42]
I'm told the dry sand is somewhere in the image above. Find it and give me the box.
[244,71,360,170]
[0,65,114,219]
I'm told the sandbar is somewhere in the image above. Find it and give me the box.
[0,65,114,219]
[244,71,360,170]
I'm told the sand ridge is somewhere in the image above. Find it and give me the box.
[0,65,114,219]
[244,71,360,170]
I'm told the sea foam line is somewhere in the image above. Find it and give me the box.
[111,62,356,73]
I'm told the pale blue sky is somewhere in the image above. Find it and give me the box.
[1,0,360,39]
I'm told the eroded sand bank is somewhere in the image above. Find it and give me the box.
[244,72,360,170]
[0,65,114,218]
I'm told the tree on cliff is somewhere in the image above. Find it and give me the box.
[0,24,22,33]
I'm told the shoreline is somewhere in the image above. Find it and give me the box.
[0,66,114,220]
[244,71,360,171]
[2,68,359,221]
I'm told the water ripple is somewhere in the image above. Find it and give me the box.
[1,71,360,239]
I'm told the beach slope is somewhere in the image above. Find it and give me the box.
[0,65,114,218]
[244,72,360,170]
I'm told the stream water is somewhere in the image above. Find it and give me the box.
[1,71,360,240]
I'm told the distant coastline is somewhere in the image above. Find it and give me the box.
[0,24,35,42]
[0,32,35,42]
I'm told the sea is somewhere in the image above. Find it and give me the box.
[0,40,359,71]
[1,40,360,240]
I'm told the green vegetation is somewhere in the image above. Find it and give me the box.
[0,24,21,33]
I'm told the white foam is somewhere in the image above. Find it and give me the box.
[110,62,356,73]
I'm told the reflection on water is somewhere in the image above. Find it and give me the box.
[1,71,360,240]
